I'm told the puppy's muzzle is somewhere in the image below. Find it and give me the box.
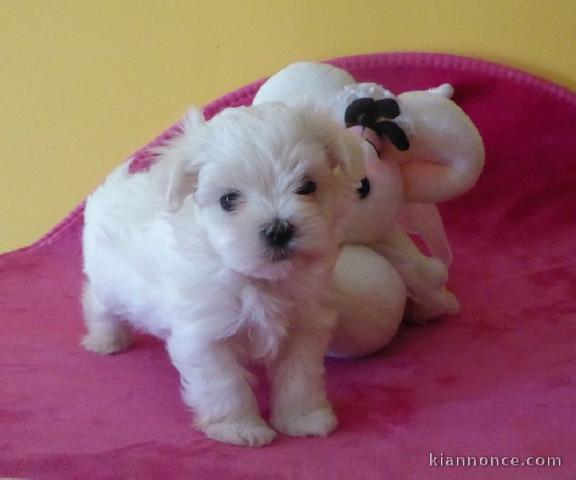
[261,219,296,260]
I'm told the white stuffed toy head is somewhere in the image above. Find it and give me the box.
[254,61,485,358]
[254,62,485,246]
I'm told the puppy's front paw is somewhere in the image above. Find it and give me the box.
[202,416,277,447]
[81,330,132,355]
[271,402,337,437]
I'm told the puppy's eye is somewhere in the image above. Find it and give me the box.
[296,180,317,195]
[356,177,370,199]
[220,191,240,212]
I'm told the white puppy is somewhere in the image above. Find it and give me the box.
[81,102,364,447]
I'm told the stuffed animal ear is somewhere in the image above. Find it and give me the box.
[161,108,207,212]
[391,89,485,203]
[253,61,355,108]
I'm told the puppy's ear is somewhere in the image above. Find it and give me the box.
[325,125,365,183]
[165,159,198,212]
[162,108,207,212]
[292,102,365,183]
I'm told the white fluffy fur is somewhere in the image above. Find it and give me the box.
[81,102,364,447]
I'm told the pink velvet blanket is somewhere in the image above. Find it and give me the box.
[1,53,575,479]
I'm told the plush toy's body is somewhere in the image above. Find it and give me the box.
[254,62,485,358]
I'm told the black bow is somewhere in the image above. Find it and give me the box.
[344,97,410,151]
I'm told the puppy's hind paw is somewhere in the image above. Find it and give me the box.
[203,416,277,447]
[271,403,337,437]
[81,330,132,355]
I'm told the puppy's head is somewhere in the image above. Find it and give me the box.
[162,102,364,280]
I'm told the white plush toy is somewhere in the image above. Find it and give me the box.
[253,62,485,358]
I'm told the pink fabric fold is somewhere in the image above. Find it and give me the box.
[1,52,575,480]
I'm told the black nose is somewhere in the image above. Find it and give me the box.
[262,219,295,248]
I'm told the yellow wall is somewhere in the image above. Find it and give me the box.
[2,0,575,252]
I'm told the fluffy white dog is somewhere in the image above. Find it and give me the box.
[81,102,364,447]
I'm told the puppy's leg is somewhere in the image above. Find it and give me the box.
[81,282,133,355]
[167,331,276,447]
[268,319,337,437]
